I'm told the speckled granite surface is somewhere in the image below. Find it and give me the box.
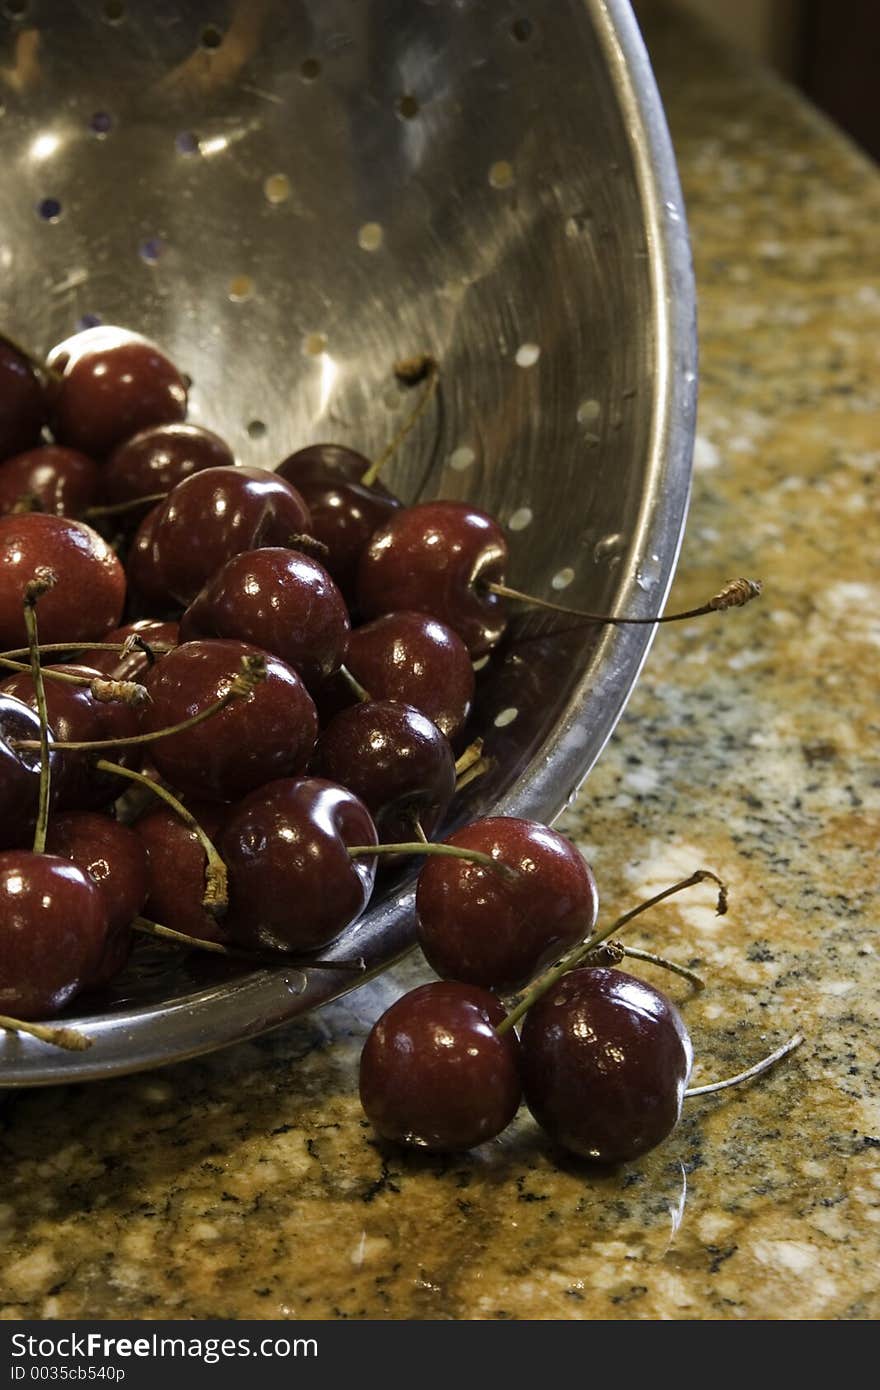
[2,11,878,1321]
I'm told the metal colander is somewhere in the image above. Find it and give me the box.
[0,0,695,1084]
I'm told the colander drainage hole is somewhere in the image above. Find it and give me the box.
[75,313,103,332]
[102,0,125,23]
[396,94,419,119]
[511,18,533,42]
[201,24,223,50]
[37,197,62,222]
[494,707,519,729]
[139,237,165,266]
[89,111,113,137]
[176,131,199,155]
[246,420,267,440]
[515,342,540,368]
[300,58,321,81]
[3,0,29,20]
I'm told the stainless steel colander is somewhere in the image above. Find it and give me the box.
[0,0,695,1084]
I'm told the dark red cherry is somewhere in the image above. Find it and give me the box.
[0,445,99,518]
[180,548,350,692]
[357,500,509,656]
[45,812,148,987]
[313,701,455,846]
[142,639,317,802]
[0,664,142,811]
[47,327,187,458]
[416,817,599,992]
[519,967,694,1163]
[81,619,179,682]
[0,512,125,647]
[133,801,229,944]
[345,611,475,741]
[0,341,46,460]
[220,777,377,953]
[276,444,401,603]
[359,981,521,1152]
[0,693,58,849]
[0,851,108,1019]
[126,466,312,608]
[101,422,235,523]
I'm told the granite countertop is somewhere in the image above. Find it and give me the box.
[1,11,877,1322]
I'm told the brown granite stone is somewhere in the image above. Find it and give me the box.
[1,6,877,1321]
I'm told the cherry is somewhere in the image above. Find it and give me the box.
[357,501,508,656]
[519,967,693,1163]
[312,701,455,846]
[142,639,317,801]
[0,340,46,460]
[359,981,521,1152]
[47,327,187,458]
[276,444,402,604]
[45,812,148,987]
[416,817,599,992]
[0,445,99,518]
[101,422,235,523]
[180,547,350,692]
[133,801,229,944]
[0,850,108,1018]
[0,663,142,810]
[333,611,475,742]
[0,512,125,647]
[0,693,57,848]
[126,466,312,609]
[220,777,377,952]
[81,618,179,682]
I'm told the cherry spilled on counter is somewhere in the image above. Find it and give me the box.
[0,322,797,1172]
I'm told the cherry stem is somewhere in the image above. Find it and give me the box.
[0,640,176,661]
[617,944,705,990]
[496,869,727,1036]
[0,654,147,705]
[287,533,330,561]
[11,654,265,753]
[486,577,762,626]
[685,1033,804,1098]
[412,818,429,845]
[95,761,228,915]
[454,738,484,778]
[455,755,492,794]
[23,570,56,856]
[361,357,439,488]
[0,1012,92,1052]
[338,664,372,703]
[132,917,366,972]
[347,840,511,876]
[85,492,168,520]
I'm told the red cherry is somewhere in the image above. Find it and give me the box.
[220,777,377,952]
[0,341,47,459]
[359,981,521,1152]
[101,422,235,523]
[80,618,179,682]
[47,327,187,457]
[276,444,401,603]
[344,611,475,741]
[0,445,99,518]
[45,812,148,987]
[519,967,694,1163]
[0,512,125,646]
[142,639,317,801]
[0,851,108,1018]
[0,664,142,810]
[133,801,229,944]
[416,817,599,992]
[312,701,455,846]
[126,466,312,608]
[0,693,58,849]
[180,547,350,692]
[357,500,509,656]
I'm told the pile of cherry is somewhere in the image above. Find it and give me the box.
[0,325,798,1163]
